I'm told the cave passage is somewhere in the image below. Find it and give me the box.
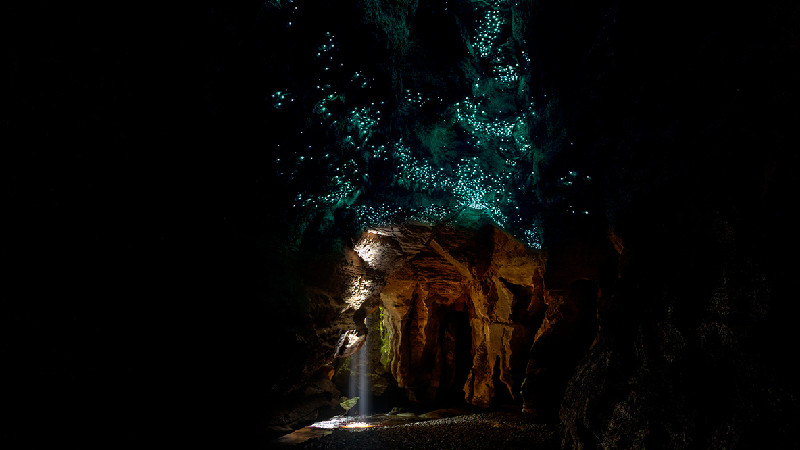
[332,222,599,420]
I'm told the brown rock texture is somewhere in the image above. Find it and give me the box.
[273,220,615,429]
[377,224,546,407]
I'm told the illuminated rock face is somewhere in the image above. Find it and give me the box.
[375,224,546,407]
[309,221,605,415]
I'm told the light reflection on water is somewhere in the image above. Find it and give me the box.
[308,415,379,429]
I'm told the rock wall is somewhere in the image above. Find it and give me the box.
[521,282,600,421]
[522,1,800,447]
[275,219,610,424]
[379,224,546,407]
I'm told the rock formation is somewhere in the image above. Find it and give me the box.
[378,223,546,407]
[320,221,550,411]
[307,219,615,424]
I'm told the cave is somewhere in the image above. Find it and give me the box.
[333,223,553,413]
[5,0,800,448]
[275,217,616,438]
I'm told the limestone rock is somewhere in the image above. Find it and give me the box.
[377,224,546,407]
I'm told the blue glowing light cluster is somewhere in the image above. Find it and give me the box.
[473,8,505,59]
[271,0,548,249]
[270,90,293,109]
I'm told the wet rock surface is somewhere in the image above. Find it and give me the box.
[289,412,560,449]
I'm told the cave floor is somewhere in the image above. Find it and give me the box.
[273,411,561,449]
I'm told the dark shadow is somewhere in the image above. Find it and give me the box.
[435,309,472,407]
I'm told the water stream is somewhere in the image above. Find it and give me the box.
[350,314,371,417]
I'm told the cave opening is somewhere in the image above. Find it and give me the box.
[329,220,596,421]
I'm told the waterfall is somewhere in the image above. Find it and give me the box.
[348,346,357,414]
[358,340,370,417]
[349,314,371,417]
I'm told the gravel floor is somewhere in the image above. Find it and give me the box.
[291,412,561,449]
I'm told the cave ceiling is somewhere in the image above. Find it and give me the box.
[262,0,581,251]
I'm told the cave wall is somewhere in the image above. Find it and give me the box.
[521,0,800,447]
[314,220,609,418]
[379,224,547,407]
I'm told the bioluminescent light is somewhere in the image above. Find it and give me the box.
[473,9,505,59]
[270,90,293,109]
[271,0,557,252]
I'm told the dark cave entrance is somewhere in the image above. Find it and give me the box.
[434,309,472,406]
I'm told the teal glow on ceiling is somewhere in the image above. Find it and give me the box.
[267,0,584,250]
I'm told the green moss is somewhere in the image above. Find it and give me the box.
[338,355,353,376]
[340,396,360,411]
